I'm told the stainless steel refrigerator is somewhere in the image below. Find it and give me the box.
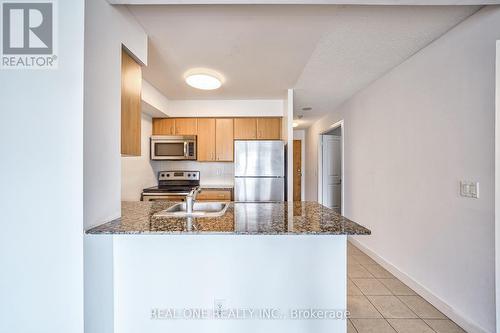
[234,140,286,202]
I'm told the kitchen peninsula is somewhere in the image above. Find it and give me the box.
[86,201,370,333]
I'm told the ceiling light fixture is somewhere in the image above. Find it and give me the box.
[293,122,299,128]
[184,68,224,90]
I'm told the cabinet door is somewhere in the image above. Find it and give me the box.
[197,189,232,202]
[197,118,216,161]
[234,118,257,139]
[121,49,142,155]
[257,118,281,140]
[216,118,234,161]
[152,118,175,135]
[175,118,197,135]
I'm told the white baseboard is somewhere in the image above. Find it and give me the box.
[347,237,491,333]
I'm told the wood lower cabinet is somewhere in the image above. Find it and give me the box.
[257,117,281,140]
[152,118,175,135]
[121,49,142,155]
[234,118,257,139]
[197,189,232,202]
[215,118,234,161]
[175,118,197,135]
[197,118,216,161]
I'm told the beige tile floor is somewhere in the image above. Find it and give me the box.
[347,242,467,333]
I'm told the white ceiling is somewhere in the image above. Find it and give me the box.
[130,5,344,99]
[292,5,479,127]
[128,4,480,128]
[115,1,496,4]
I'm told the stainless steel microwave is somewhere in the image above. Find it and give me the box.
[150,136,197,160]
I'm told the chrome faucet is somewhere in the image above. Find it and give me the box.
[186,186,201,214]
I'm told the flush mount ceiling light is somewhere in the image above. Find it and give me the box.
[293,122,299,128]
[184,68,224,90]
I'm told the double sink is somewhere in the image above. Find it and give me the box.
[154,202,229,218]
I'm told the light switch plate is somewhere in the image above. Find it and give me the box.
[460,181,479,198]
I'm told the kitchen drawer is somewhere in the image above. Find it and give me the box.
[197,189,232,201]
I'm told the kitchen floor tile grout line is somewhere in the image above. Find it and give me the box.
[347,243,442,333]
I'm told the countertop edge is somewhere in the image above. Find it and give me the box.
[85,201,371,236]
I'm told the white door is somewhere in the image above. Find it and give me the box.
[322,135,341,213]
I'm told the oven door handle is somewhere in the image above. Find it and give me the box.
[184,141,188,157]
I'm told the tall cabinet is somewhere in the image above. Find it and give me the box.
[121,49,142,156]
[215,118,234,161]
[197,118,216,161]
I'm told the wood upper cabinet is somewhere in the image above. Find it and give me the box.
[215,118,234,161]
[175,118,197,135]
[152,118,175,135]
[234,118,257,139]
[121,49,142,156]
[196,118,216,161]
[152,118,197,135]
[257,117,281,140]
[151,116,281,161]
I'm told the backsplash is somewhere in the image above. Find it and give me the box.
[152,161,234,186]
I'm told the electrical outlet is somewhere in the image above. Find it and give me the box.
[213,299,226,317]
[460,181,479,198]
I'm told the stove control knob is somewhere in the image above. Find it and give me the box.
[166,174,170,177]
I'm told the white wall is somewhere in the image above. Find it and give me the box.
[166,99,284,117]
[306,7,499,333]
[113,235,347,333]
[84,1,148,332]
[495,40,500,332]
[293,130,306,201]
[0,1,85,332]
[84,0,148,228]
[121,114,157,201]
[142,80,169,117]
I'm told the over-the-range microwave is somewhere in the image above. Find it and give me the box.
[150,135,197,160]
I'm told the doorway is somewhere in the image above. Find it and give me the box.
[293,140,302,201]
[318,121,344,214]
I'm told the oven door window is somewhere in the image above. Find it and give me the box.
[155,143,185,156]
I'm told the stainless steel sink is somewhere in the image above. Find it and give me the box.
[154,202,229,218]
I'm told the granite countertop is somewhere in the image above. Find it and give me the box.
[86,201,371,235]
